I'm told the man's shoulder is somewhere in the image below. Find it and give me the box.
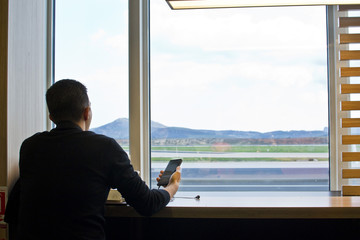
[23,130,117,145]
[84,131,116,141]
[82,131,120,146]
[20,131,51,151]
[81,132,126,156]
[23,131,49,142]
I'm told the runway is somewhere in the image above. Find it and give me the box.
[152,161,329,169]
[150,152,329,191]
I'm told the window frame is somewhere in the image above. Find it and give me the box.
[129,0,151,183]
[47,0,55,131]
[327,5,341,191]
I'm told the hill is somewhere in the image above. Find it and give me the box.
[91,118,328,140]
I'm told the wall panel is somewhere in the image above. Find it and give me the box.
[7,0,48,189]
[0,0,9,187]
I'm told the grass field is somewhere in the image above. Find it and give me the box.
[150,145,328,153]
[121,145,329,162]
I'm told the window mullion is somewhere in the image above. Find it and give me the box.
[129,0,150,184]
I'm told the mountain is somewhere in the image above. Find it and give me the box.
[90,118,166,139]
[91,118,328,140]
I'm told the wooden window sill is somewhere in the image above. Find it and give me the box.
[105,192,360,219]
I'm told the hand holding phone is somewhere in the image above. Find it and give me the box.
[157,159,182,187]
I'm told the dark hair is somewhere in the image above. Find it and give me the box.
[46,79,90,124]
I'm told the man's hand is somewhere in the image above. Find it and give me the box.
[156,166,181,199]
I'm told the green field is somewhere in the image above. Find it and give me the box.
[121,145,329,162]
[150,145,328,153]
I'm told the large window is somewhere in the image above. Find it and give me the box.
[54,0,330,192]
[55,0,129,148]
[150,2,329,191]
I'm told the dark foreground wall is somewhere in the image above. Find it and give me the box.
[105,217,360,240]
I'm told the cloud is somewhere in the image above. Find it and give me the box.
[82,66,129,128]
[151,2,327,52]
[57,28,129,128]
[105,34,128,55]
[149,2,329,131]
[91,29,106,42]
[151,53,328,131]
[56,1,328,131]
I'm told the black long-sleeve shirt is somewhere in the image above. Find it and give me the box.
[17,121,170,240]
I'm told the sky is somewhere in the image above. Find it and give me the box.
[55,0,328,132]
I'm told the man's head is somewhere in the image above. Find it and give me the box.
[46,79,92,129]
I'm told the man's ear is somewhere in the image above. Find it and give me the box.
[83,107,91,121]
[83,106,92,131]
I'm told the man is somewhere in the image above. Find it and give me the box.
[16,79,181,239]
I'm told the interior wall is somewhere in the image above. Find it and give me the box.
[6,0,48,189]
[0,0,9,187]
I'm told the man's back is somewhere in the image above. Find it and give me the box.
[18,121,170,240]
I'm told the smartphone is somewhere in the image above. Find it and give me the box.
[157,159,182,187]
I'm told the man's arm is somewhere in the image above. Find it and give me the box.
[107,138,178,216]
[157,166,181,199]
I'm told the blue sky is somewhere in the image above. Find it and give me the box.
[55,0,129,129]
[55,0,328,132]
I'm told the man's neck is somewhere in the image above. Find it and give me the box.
[74,120,86,131]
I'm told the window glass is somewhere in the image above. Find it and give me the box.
[55,0,129,148]
[150,2,329,191]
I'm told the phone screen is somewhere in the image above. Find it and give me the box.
[157,159,182,187]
